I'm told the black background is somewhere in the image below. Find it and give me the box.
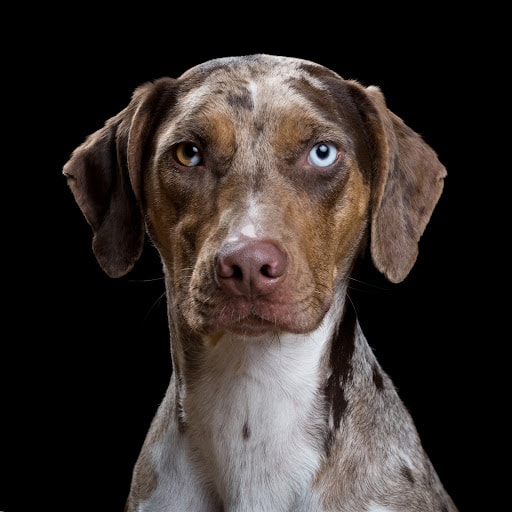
[2,7,502,512]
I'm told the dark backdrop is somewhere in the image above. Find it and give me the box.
[2,8,501,512]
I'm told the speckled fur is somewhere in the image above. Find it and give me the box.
[63,54,457,511]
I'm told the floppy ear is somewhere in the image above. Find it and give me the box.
[348,81,447,283]
[63,78,176,278]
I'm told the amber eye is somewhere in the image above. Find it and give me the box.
[173,142,202,167]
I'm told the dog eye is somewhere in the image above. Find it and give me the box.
[173,142,203,167]
[308,142,338,168]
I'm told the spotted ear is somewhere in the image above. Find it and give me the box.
[63,78,176,278]
[348,81,447,283]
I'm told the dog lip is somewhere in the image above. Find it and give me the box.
[197,309,279,337]
[196,295,332,337]
[226,314,278,336]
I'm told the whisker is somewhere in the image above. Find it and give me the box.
[127,276,165,284]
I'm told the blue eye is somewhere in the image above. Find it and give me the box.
[308,142,338,168]
[174,142,202,167]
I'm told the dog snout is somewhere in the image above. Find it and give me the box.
[216,241,287,298]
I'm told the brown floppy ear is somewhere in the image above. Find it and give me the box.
[348,81,447,283]
[63,78,176,278]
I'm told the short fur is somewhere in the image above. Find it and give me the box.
[63,54,457,511]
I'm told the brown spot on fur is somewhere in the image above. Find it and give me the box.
[242,421,251,440]
[324,302,356,453]
[226,89,254,111]
[401,464,415,485]
[372,363,384,390]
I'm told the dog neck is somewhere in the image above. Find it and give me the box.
[171,285,351,509]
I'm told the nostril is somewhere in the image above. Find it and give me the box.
[232,265,243,279]
[260,264,272,278]
[216,259,243,279]
[260,259,284,279]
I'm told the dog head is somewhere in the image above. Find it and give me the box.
[63,54,446,339]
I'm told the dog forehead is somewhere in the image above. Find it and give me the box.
[179,54,341,83]
[174,54,342,117]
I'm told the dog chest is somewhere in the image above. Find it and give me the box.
[185,330,331,509]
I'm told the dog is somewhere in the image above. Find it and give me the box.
[63,54,458,511]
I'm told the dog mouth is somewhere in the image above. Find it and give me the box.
[189,294,331,339]
[200,300,288,337]
[226,314,279,336]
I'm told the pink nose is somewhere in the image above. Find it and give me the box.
[216,241,287,297]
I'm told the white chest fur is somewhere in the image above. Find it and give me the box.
[185,319,337,511]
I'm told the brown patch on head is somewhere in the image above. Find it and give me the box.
[208,112,238,156]
[225,88,254,111]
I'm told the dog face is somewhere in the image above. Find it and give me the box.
[63,54,446,341]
